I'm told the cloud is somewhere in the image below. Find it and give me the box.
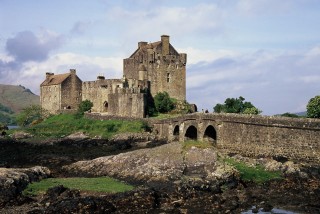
[236,0,293,16]
[106,3,225,42]
[70,21,92,35]
[5,30,64,63]
[186,46,320,115]
[12,52,123,95]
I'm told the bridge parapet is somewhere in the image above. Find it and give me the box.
[149,113,320,164]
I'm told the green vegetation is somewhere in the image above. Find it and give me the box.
[280,112,300,118]
[74,100,93,118]
[16,105,51,127]
[23,177,134,196]
[307,95,320,118]
[181,140,213,150]
[0,103,14,114]
[224,158,282,183]
[0,103,16,125]
[23,113,148,139]
[213,96,262,115]
[154,91,175,113]
[0,84,39,113]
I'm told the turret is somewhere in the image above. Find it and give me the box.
[138,64,147,81]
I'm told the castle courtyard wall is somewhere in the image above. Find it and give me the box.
[108,88,146,118]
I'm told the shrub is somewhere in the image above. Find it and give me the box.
[307,95,320,118]
[154,92,175,113]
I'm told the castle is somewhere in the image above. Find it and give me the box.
[40,35,187,118]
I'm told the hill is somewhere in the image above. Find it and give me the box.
[0,84,39,113]
[0,84,39,125]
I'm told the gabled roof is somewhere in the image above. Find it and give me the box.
[129,41,162,58]
[40,73,70,86]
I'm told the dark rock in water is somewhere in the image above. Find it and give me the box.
[261,201,273,212]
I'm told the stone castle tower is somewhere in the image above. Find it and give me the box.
[123,35,187,101]
[40,35,187,118]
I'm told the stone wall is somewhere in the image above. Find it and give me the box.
[40,85,61,114]
[60,74,82,111]
[123,35,187,101]
[82,78,122,113]
[151,113,320,164]
[108,88,146,118]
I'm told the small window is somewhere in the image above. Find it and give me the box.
[167,73,171,83]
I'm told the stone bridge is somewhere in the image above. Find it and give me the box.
[150,113,320,164]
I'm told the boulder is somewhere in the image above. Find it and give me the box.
[0,166,50,206]
[63,142,238,187]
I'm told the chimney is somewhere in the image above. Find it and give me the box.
[138,41,148,49]
[46,72,54,79]
[70,69,76,75]
[161,35,169,55]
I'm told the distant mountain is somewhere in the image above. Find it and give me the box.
[0,84,39,113]
[295,111,307,116]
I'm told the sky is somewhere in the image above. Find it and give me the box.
[0,0,320,115]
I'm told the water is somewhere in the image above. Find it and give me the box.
[8,125,19,129]
[242,206,298,214]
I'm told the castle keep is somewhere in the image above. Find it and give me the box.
[40,35,187,118]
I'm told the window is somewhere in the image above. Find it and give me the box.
[167,73,171,83]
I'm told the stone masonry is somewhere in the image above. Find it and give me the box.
[40,35,186,118]
[151,113,320,164]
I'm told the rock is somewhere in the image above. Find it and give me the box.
[65,132,89,140]
[0,166,50,206]
[63,142,239,187]
[264,160,282,171]
[11,131,33,139]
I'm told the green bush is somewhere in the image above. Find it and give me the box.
[16,105,50,127]
[75,100,93,118]
[154,92,175,113]
[307,95,320,118]
[213,96,262,115]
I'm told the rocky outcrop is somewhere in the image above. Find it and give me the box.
[63,142,238,187]
[0,166,50,206]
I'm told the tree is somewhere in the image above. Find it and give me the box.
[78,100,93,113]
[75,100,93,118]
[280,112,299,118]
[154,92,175,113]
[307,95,320,118]
[243,107,262,115]
[213,96,262,115]
[16,105,50,127]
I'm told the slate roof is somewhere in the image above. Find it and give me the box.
[40,73,70,86]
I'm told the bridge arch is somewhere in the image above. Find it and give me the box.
[185,125,197,141]
[203,125,217,143]
[173,125,179,141]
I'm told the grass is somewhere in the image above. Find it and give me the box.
[22,114,148,139]
[23,177,134,196]
[181,140,214,150]
[151,112,182,119]
[224,158,282,183]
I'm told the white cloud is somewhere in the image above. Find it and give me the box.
[186,46,320,115]
[9,52,123,95]
[236,0,293,16]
